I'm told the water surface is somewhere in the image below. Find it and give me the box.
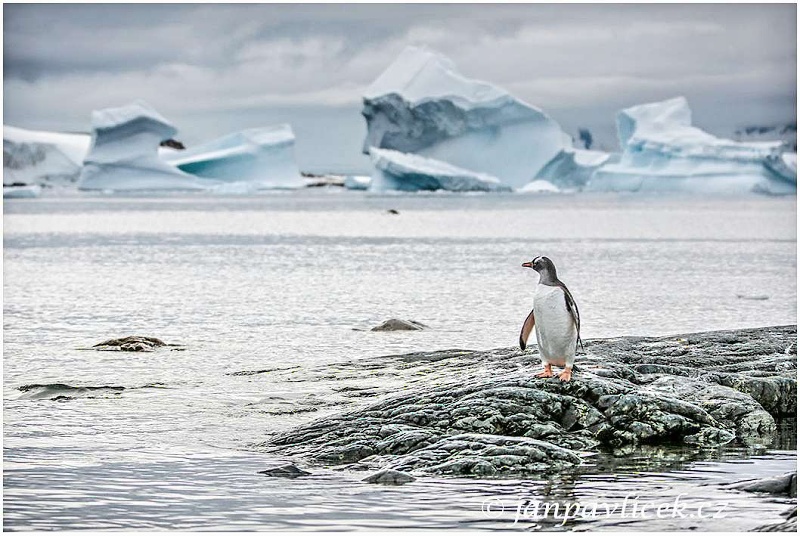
[4,191,796,530]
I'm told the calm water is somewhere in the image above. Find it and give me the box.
[3,191,797,530]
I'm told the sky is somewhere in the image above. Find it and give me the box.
[4,3,797,173]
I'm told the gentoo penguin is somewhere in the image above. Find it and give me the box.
[519,256,582,382]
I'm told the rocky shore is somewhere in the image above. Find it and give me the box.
[263,325,796,479]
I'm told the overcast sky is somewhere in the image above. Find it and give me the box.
[4,3,797,173]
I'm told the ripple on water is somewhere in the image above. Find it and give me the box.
[3,194,796,530]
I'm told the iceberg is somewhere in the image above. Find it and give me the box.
[517,180,560,194]
[531,148,612,191]
[3,183,42,199]
[165,125,305,190]
[3,125,90,187]
[362,46,571,190]
[368,147,512,192]
[587,97,796,194]
[343,175,371,190]
[8,103,305,194]
[78,100,212,191]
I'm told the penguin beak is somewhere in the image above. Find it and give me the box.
[521,262,533,269]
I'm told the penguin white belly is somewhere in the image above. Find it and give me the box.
[532,284,577,367]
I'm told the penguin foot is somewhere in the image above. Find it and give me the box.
[558,368,573,382]
[535,364,553,378]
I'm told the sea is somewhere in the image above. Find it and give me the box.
[3,190,797,530]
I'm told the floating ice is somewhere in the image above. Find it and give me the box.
[588,97,796,194]
[532,148,612,191]
[517,180,560,194]
[362,46,571,190]
[3,183,43,199]
[369,147,511,192]
[165,125,304,190]
[3,125,90,187]
[78,100,211,191]
[343,175,371,190]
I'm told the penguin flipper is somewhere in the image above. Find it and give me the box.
[519,309,535,350]
[559,283,583,352]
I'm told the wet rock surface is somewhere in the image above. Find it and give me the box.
[264,326,796,478]
[90,336,182,352]
[362,468,416,485]
[257,464,311,478]
[727,472,797,498]
[370,319,428,331]
[755,506,797,532]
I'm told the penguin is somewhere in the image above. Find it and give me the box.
[519,256,582,382]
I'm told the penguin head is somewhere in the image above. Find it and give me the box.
[522,256,557,278]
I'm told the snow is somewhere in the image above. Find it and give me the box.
[362,46,571,189]
[3,125,90,186]
[164,125,304,189]
[78,101,212,191]
[368,147,511,192]
[587,97,796,194]
[364,45,508,106]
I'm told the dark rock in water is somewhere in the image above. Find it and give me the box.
[737,294,770,301]
[304,175,346,188]
[16,382,165,401]
[727,472,797,497]
[362,468,416,484]
[91,336,173,352]
[371,319,428,332]
[257,464,311,478]
[264,325,796,478]
[755,506,797,532]
[18,383,126,400]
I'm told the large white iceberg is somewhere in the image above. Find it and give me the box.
[165,125,305,190]
[587,97,796,194]
[362,46,571,190]
[3,125,90,187]
[78,100,211,191]
[369,147,511,192]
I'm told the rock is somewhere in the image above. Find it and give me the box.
[159,139,185,150]
[91,336,174,352]
[727,472,797,497]
[264,326,796,478]
[257,464,311,478]
[371,319,428,332]
[362,468,416,485]
[387,209,400,215]
[755,506,797,532]
[386,434,584,476]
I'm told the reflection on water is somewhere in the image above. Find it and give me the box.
[3,192,796,530]
[3,447,795,531]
